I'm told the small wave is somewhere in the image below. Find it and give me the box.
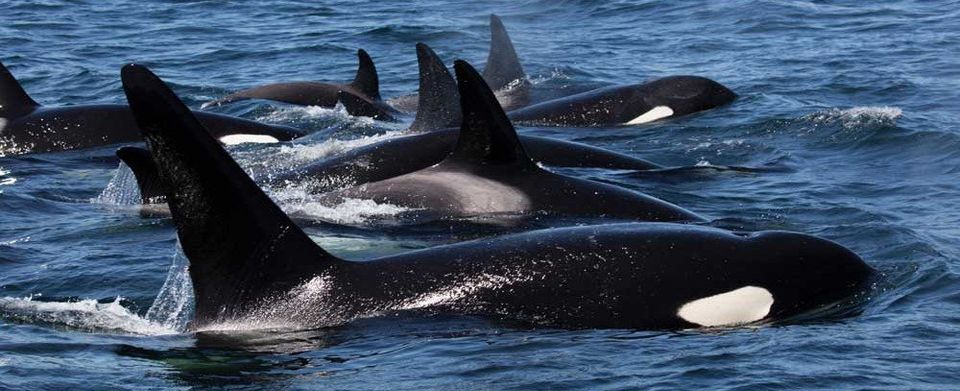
[0,296,176,336]
[804,106,902,129]
[527,68,571,85]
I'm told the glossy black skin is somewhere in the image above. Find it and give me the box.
[217,81,348,107]
[294,61,697,224]
[270,129,661,193]
[203,49,399,118]
[302,223,875,329]
[507,76,736,126]
[121,63,875,330]
[0,104,304,154]
[321,159,698,223]
[211,82,401,120]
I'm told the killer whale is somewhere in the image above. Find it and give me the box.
[343,43,734,129]
[120,62,875,330]
[319,60,699,224]
[507,76,737,127]
[202,49,399,120]
[120,127,661,205]
[116,59,663,208]
[0,61,305,155]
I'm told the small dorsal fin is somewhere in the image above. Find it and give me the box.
[408,43,461,133]
[481,14,525,91]
[116,146,166,204]
[120,63,342,325]
[0,61,40,118]
[337,90,396,121]
[350,49,381,100]
[444,60,535,169]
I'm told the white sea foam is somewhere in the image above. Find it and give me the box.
[0,296,176,336]
[282,197,416,225]
[275,130,403,164]
[805,106,902,128]
[255,102,376,126]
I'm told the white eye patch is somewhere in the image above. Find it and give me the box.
[677,286,773,327]
[625,106,674,125]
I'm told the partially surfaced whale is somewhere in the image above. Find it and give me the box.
[116,54,663,207]
[121,62,874,330]
[115,45,665,206]
[0,61,305,156]
[202,49,399,120]
[317,60,699,224]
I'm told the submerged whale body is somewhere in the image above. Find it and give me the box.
[0,61,305,155]
[120,62,874,330]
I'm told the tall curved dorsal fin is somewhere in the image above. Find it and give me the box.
[409,43,461,133]
[481,14,525,91]
[120,64,342,326]
[116,146,166,204]
[445,60,535,169]
[0,60,40,118]
[350,49,380,100]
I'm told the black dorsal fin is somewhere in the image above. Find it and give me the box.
[337,90,395,121]
[481,14,526,91]
[350,49,380,100]
[120,64,342,326]
[0,60,40,118]
[445,60,535,169]
[408,43,461,133]
[116,146,166,204]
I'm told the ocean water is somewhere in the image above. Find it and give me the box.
[2,0,960,389]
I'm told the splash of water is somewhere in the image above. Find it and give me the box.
[145,243,194,331]
[0,296,175,336]
[92,163,142,205]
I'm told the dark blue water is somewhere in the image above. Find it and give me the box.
[2,0,959,389]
